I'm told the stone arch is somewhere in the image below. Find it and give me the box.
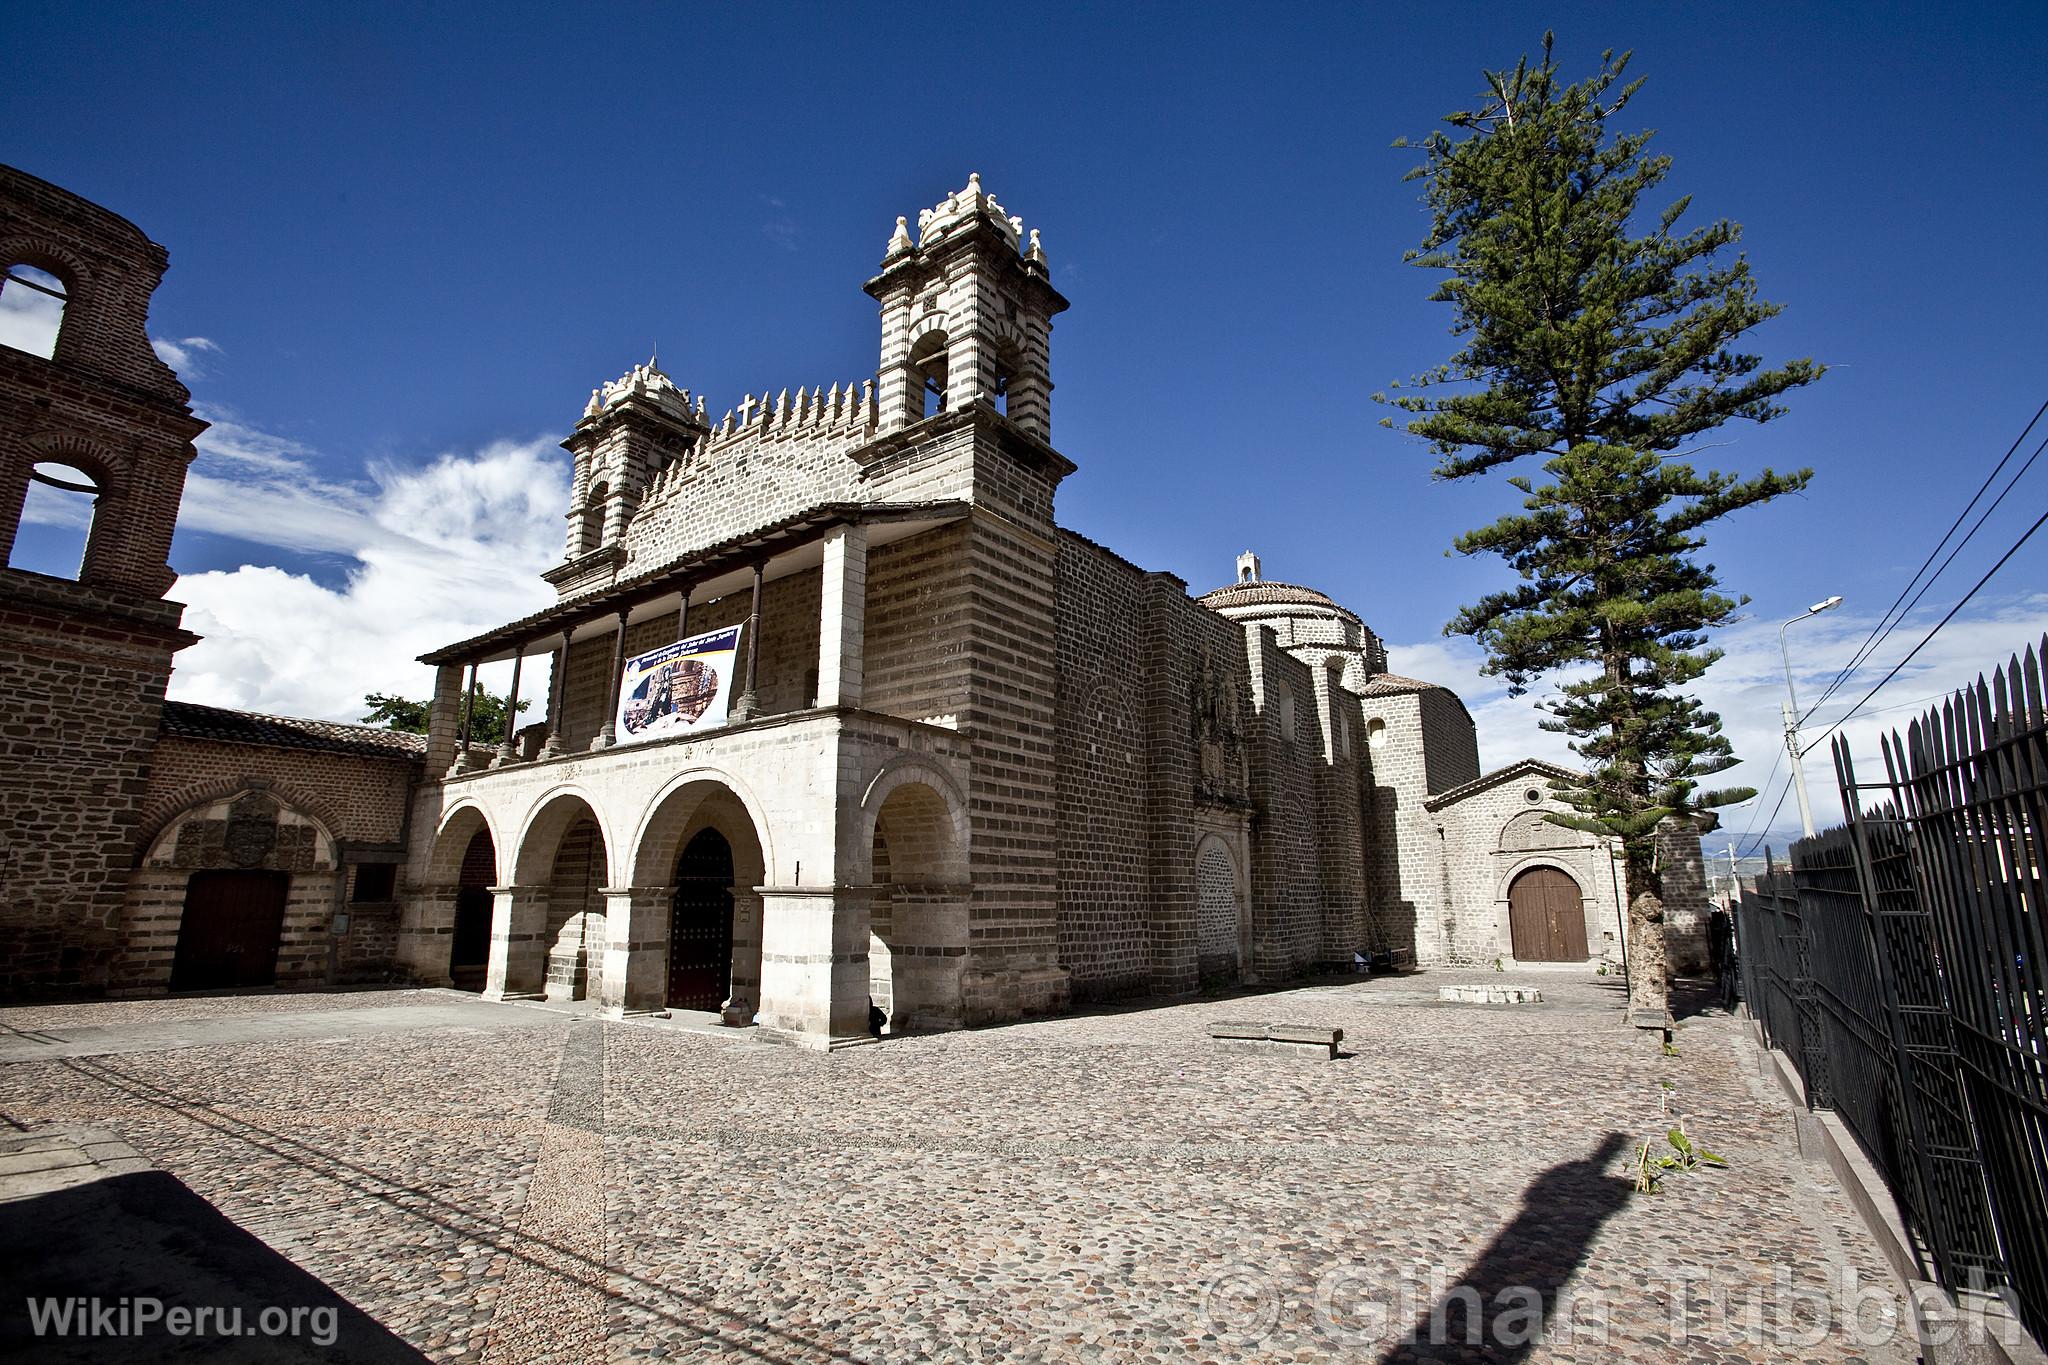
[1504,862,1590,963]
[511,787,612,885]
[139,783,340,870]
[629,767,776,889]
[126,786,341,994]
[427,800,500,885]
[8,432,126,584]
[909,327,949,417]
[630,771,772,1016]
[510,789,611,1002]
[856,756,969,884]
[862,763,970,1031]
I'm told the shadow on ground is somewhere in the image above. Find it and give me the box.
[1380,1132,1634,1364]
[0,1169,427,1363]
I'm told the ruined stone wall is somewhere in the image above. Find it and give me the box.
[0,166,206,1000]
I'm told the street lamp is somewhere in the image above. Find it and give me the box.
[1779,595,1844,839]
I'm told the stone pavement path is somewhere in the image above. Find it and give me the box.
[0,975,1926,1362]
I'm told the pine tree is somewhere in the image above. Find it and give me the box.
[1381,36,1822,1014]
[362,688,527,748]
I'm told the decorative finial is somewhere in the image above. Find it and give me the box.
[967,172,982,197]
[1028,227,1045,261]
[887,214,912,255]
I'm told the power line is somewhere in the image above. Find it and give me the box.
[1804,502,2048,752]
[1738,775,1794,857]
[1802,398,2048,720]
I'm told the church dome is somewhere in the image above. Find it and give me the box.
[1196,579,1357,619]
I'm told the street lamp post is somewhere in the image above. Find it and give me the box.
[1779,595,1844,840]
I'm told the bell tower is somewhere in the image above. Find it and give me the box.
[554,358,707,591]
[866,174,1069,441]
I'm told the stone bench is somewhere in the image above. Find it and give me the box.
[1437,985,1544,1005]
[1208,1021,1344,1059]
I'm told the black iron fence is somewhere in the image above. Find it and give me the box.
[1733,634,2048,1340]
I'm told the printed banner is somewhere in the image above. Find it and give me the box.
[614,624,743,746]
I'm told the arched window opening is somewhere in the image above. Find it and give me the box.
[1365,717,1388,749]
[1271,681,1297,746]
[580,481,608,553]
[0,264,67,359]
[10,461,100,579]
[910,332,948,419]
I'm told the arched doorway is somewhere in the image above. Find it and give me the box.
[668,828,736,1011]
[448,827,496,991]
[1195,837,1242,982]
[867,774,968,1032]
[1508,866,1589,962]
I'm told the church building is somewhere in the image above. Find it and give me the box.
[0,167,1669,1034]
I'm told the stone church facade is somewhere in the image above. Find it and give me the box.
[0,167,1652,1031]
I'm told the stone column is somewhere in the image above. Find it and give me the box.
[396,886,458,986]
[727,889,764,1018]
[492,648,525,768]
[483,884,549,1001]
[425,663,464,774]
[731,561,766,722]
[598,886,671,1018]
[817,524,867,709]
[591,609,631,751]
[882,885,967,1030]
[754,885,876,1049]
[674,581,692,642]
[449,661,479,776]
[539,629,571,759]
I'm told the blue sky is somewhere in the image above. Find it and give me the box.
[6,0,2045,859]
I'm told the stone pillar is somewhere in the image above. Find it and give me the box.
[591,609,630,751]
[492,648,525,768]
[731,561,766,722]
[425,663,464,774]
[449,661,479,776]
[483,884,549,1001]
[396,886,458,986]
[727,889,764,1015]
[817,524,866,709]
[883,886,968,1031]
[674,581,692,643]
[539,629,571,759]
[754,885,876,1049]
[598,886,671,1018]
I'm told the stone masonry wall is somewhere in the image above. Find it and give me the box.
[1052,533,1154,999]
[0,581,183,998]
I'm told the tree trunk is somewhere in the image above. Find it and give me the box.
[1626,889,1669,1022]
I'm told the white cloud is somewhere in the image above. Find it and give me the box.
[151,335,221,377]
[166,433,567,723]
[1387,591,2048,856]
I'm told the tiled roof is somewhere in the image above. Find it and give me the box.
[1424,758,1584,811]
[160,701,428,761]
[1198,580,1356,616]
[1359,673,1451,697]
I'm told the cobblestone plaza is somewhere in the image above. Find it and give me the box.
[1,973,1921,1362]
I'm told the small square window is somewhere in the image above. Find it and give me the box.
[352,863,398,902]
